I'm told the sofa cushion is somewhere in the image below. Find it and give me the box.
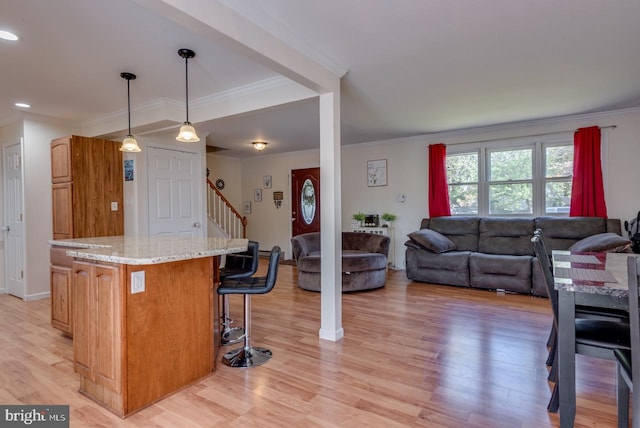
[469,253,532,293]
[343,251,388,271]
[297,251,387,273]
[478,218,535,256]
[408,229,456,253]
[297,254,321,272]
[535,217,608,250]
[405,248,470,286]
[568,232,631,253]
[427,217,479,251]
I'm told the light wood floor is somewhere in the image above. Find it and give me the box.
[0,262,623,427]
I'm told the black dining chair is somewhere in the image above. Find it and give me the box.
[536,229,629,377]
[531,230,630,413]
[615,257,640,428]
[217,245,281,368]
[219,240,259,346]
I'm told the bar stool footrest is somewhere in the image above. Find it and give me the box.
[222,346,272,367]
[221,327,245,345]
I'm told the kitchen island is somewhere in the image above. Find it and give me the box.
[49,236,248,417]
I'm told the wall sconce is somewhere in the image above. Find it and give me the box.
[252,141,267,151]
[273,191,283,209]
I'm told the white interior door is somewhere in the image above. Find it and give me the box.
[3,142,25,298]
[147,146,204,237]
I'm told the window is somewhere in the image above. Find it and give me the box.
[447,152,479,215]
[446,136,573,216]
[544,144,573,214]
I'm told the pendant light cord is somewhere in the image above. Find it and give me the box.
[184,56,189,123]
[127,78,132,135]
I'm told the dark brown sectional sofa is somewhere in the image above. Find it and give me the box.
[405,216,626,296]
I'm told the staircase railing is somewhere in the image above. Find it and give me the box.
[206,179,247,239]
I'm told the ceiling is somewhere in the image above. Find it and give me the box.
[2,0,640,158]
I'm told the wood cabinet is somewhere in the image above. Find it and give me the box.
[50,246,76,336]
[73,260,124,414]
[51,135,124,239]
[71,257,215,417]
[50,135,124,335]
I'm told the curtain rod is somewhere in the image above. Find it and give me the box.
[448,125,617,145]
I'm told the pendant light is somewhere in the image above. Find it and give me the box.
[176,48,200,142]
[120,72,141,152]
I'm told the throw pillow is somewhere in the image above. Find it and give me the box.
[408,229,456,253]
[568,232,632,253]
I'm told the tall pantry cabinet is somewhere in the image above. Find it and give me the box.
[50,135,124,336]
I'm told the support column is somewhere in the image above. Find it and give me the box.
[318,92,343,341]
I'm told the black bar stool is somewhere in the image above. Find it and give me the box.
[219,241,259,345]
[217,246,280,368]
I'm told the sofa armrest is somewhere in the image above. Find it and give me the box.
[291,233,321,260]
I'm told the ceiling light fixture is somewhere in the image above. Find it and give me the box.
[0,30,18,41]
[252,141,267,151]
[119,72,141,153]
[14,102,30,108]
[176,48,200,143]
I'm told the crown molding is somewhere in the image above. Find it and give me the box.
[345,106,640,149]
[80,76,310,137]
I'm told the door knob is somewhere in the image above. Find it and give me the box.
[193,222,201,228]
[1,226,9,232]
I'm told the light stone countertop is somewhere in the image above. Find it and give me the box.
[49,236,248,265]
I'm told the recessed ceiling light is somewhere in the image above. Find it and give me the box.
[0,30,19,41]
[15,102,30,108]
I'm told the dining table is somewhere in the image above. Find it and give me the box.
[552,250,637,427]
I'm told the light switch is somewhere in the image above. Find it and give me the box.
[111,201,118,211]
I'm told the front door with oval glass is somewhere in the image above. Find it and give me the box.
[291,167,320,236]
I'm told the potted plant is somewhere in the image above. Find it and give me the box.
[352,212,365,227]
[381,213,397,227]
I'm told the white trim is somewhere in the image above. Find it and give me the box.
[23,291,50,301]
[342,106,640,149]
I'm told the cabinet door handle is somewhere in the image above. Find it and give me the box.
[193,222,201,228]
[1,226,9,232]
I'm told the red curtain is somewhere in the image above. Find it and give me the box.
[569,126,607,217]
[428,143,451,217]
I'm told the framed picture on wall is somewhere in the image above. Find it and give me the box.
[254,188,262,202]
[367,159,387,187]
[243,201,251,214]
[263,175,272,189]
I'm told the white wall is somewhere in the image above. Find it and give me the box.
[207,153,243,210]
[22,118,75,299]
[228,107,640,269]
[240,149,319,258]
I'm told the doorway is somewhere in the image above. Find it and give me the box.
[291,167,320,236]
[147,146,204,237]
[3,142,25,298]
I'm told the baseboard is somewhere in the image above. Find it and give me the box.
[258,250,284,261]
[24,291,50,301]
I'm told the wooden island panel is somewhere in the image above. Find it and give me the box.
[71,256,217,417]
[125,257,214,414]
[74,261,125,415]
